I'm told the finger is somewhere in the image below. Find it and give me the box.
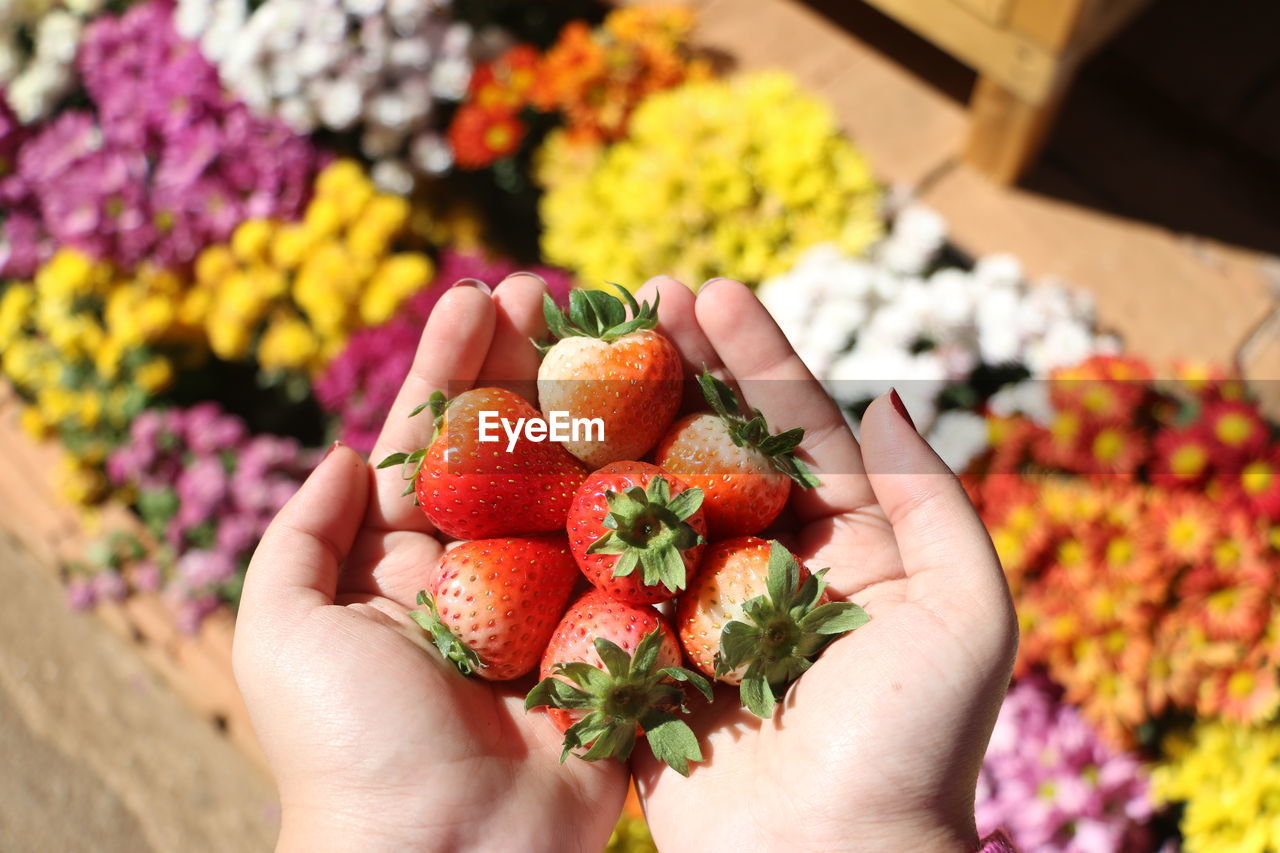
[366,283,496,531]
[476,272,548,403]
[238,444,369,638]
[337,526,444,607]
[636,276,725,379]
[858,393,1015,633]
[694,279,876,521]
[636,276,732,410]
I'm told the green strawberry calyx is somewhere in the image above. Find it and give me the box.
[586,475,705,593]
[715,541,869,718]
[374,389,450,504]
[524,628,713,776]
[539,283,658,347]
[408,589,483,676]
[697,370,821,489]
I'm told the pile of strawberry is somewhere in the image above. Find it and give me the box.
[379,288,869,775]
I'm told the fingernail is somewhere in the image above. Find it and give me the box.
[503,270,547,287]
[323,440,343,461]
[452,277,492,293]
[699,277,732,292]
[889,388,916,432]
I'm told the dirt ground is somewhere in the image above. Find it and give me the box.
[0,531,276,853]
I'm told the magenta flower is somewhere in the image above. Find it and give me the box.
[977,675,1156,853]
[0,0,324,275]
[106,401,315,631]
[65,578,97,611]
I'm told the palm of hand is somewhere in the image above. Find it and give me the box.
[626,278,1017,853]
[236,276,627,852]
[637,516,1011,852]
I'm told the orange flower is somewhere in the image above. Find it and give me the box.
[1149,495,1216,564]
[1197,660,1280,723]
[447,105,526,169]
[530,6,705,145]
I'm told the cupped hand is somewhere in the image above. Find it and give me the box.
[630,277,1019,853]
[233,275,628,853]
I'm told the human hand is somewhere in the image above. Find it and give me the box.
[233,275,628,853]
[631,277,1018,853]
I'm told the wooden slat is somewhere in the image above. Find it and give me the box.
[955,0,1012,25]
[964,75,1068,183]
[1006,0,1091,52]
[858,0,1063,103]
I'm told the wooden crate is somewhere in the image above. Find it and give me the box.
[854,0,1154,183]
[0,386,267,773]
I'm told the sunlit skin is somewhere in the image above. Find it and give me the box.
[235,274,1017,852]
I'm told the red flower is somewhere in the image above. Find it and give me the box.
[1234,450,1280,519]
[1200,398,1269,462]
[1151,426,1212,488]
[447,105,527,169]
[1088,425,1148,476]
[1050,355,1152,424]
[467,44,541,112]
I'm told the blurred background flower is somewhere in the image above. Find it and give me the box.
[0,0,104,123]
[191,159,434,379]
[977,675,1155,853]
[177,0,473,193]
[104,403,315,631]
[539,71,882,288]
[1154,720,1280,853]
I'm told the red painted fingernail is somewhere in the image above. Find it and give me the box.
[889,388,916,432]
[323,440,343,460]
[452,277,492,293]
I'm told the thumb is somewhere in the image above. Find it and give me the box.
[858,391,1014,634]
[237,443,370,641]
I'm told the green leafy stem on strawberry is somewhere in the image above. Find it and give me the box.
[538,283,658,349]
[697,370,821,489]
[376,389,450,502]
[525,628,713,777]
[408,589,483,676]
[587,475,705,592]
[715,541,869,718]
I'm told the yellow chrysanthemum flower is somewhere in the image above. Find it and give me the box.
[1154,721,1280,853]
[190,159,434,377]
[539,72,881,288]
[134,357,174,394]
[258,312,320,372]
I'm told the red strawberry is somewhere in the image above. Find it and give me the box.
[676,537,868,718]
[567,460,707,605]
[379,387,587,539]
[537,286,682,469]
[525,589,712,776]
[409,534,579,680]
[654,371,820,538]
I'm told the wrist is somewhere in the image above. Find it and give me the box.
[276,800,451,853]
[833,814,979,853]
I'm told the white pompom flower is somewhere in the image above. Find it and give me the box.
[176,0,475,191]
